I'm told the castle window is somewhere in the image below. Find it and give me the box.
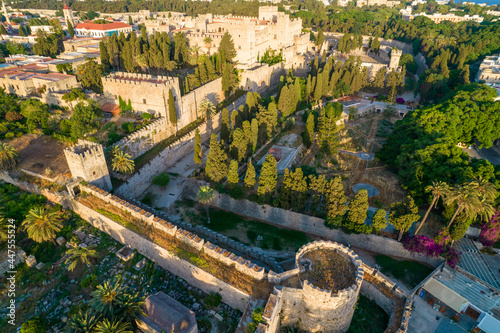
[143,99,147,104]
[238,45,241,50]
[93,171,96,175]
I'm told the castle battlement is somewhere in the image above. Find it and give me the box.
[82,184,266,281]
[103,72,178,87]
[64,139,105,161]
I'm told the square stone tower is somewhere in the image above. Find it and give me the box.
[63,3,75,27]
[389,48,403,70]
[64,139,112,191]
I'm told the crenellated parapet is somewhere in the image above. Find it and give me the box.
[81,184,266,281]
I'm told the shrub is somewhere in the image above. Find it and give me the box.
[142,112,152,120]
[20,317,47,333]
[204,292,222,308]
[121,122,135,133]
[152,173,170,187]
[4,132,15,139]
[80,274,97,288]
[5,111,23,122]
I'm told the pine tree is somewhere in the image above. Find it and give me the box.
[257,154,277,197]
[346,189,369,228]
[220,108,230,144]
[205,133,227,184]
[372,209,387,232]
[168,89,177,127]
[194,128,202,165]
[303,112,314,148]
[218,32,236,63]
[227,160,239,189]
[67,20,75,37]
[244,159,256,190]
[251,118,258,153]
[389,196,420,241]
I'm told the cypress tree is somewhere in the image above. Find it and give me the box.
[227,160,239,189]
[251,118,258,153]
[346,189,369,227]
[324,176,347,218]
[128,15,133,25]
[168,89,177,127]
[218,31,236,63]
[316,29,325,46]
[99,41,110,72]
[257,154,277,197]
[305,75,312,101]
[67,20,75,37]
[194,128,202,165]
[314,71,324,102]
[461,65,470,84]
[372,36,380,54]
[309,175,328,216]
[303,112,314,148]
[242,120,251,144]
[230,128,247,162]
[220,108,230,144]
[244,159,256,190]
[257,103,277,141]
[205,133,227,184]
[372,209,387,232]
[0,25,7,35]
[222,62,236,97]
[389,196,420,241]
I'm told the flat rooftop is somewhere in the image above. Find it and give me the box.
[256,145,299,173]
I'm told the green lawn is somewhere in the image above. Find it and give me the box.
[347,294,389,333]
[375,254,434,289]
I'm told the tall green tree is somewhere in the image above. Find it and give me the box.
[372,209,387,232]
[315,29,325,46]
[257,103,277,141]
[168,89,177,127]
[389,196,420,241]
[324,176,347,219]
[218,32,236,63]
[250,118,258,153]
[227,159,239,189]
[220,108,230,144]
[76,59,103,93]
[20,99,49,131]
[222,62,237,97]
[230,128,248,162]
[194,128,202,165]
[303,112,315,148]
[372,36,380,54]
[345,189,369,232]
[257,154,277,197]
[461,65,470,85]
[70,100,103,139]
[65,246,98,272]
[67,20,75,37]
[244,159,256,190]
[205,134,227,184]
[111,150,135,174]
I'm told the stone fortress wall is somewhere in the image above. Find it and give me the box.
[112,118,169,159]
[0,170,414,332]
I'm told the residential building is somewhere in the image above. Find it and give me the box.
[356,0,401,7]
[30,25,54,34]
[477,54,500,84]
[74,21,132,38]
[401,9,484,23]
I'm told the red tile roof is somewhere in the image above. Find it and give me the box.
[75,21,131,31]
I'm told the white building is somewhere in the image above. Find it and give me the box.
[401,8,484,23]
[477,55,500,84]
[74,21,132,38]
[30,25,54,34]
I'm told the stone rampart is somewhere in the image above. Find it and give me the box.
[82,184,266,282]
[239,63,285,97]
[183,189,444,267]
[112,118,170,159]
[180,77,223,127]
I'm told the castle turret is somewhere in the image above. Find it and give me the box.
[64,139,112,191]
[389,48,403,70]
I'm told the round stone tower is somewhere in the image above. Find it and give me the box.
[283,241,364,332]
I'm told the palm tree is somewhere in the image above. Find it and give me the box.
[94,319,132,333]
[118,291,145,325]
[111,150,135,175]
[0,215,8,242]
[90,280,126,319]
[444,184,480,228]
[65,246,98,272]
[22,207,62,244]
[204,36,213,54]
[414,181,448,235]
[66,310,101,333]
[197,186,214,224]
[190,45,201,65]
[469,176,498,202]
[199,99,216,120]
[0,142,20,171]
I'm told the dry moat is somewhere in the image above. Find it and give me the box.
[300,248,357,291]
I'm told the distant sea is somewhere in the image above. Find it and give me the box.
[461,0,500,4]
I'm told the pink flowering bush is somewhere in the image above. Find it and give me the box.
[403,235,462,268]
[479,210,500,247]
